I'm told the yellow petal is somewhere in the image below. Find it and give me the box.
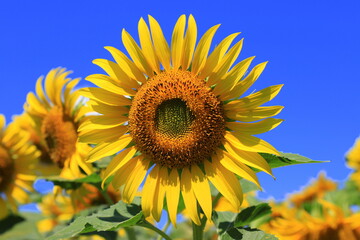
[101,146,137,187]
[103,47,147,84]
[122,29,154,77]
[224,139,273,176]
[74,152,93,175]
[0,114,5,131]
[191,165,212,220]
[11,186,29,204]
[123,158,150,203]
[80,87,132,106]
[215,56,255,98]
[79,115,127,132]
[192,24,220,75]
[86,74,136,96]
[165,168,180,226]
[87,134,132,163]
[142,165,160,217]
[138,18,160,73]
[224,61,268,100]
[225,131,280,156]
[26,92,48,116]
[181,168,201,225]
[44,68,58,104]
[226,118,283,135]
[152,167,167,221]
[171,15,186,69]
[207,39,244,86]
[111,155,141,190]
[226,106,284,122]
[224,84,284,111]
[181,14,197,70]
[79,126,128,144]
[199,32,241,79]
[216,150,261,188]
[148,15,171,71]
[90,102,129,116]
[35,76,50,108]
[204,158,242,211]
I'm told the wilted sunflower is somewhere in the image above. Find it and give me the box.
[24,68,93,179]
[80,15,283,225]
[0,115,40,219]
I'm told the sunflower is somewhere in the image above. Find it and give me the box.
[80,15,283,225]
[263,200,360,240]
[37,184,120,233]
[24,68,93,179]
[0,114,40,219]
[346,137,360,189]
[289,172,337,207]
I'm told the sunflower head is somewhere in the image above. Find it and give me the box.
[0,146,13,192]
[0,114,40,217]
[80,14,283,225]
[24,68,93,177]
[129,69,225,168]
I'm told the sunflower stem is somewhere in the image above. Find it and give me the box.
[192,220,204,240]
[156,220,171,240]
[98,187,114,205]
[124,227,137,240]
[212,192,222,207]
[139,220,173,240]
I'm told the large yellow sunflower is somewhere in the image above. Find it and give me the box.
[24,68,93,179]
[0,114,40,219]
[80,15,283,225]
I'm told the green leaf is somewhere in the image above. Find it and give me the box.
[213,211,277,240]
[221,227,278,240]
[234,203,272,228]
[259,152,326,170]
[0,213,44,240]
[0,215,25,235]
[240,179,259,193]
[46,199,143,240]
[42,173,102,190]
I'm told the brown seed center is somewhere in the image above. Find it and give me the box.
[41,107,77,168]
[129,70,225,169]
[0,146,14,192]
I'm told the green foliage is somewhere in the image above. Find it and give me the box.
[46,200,143,240]
[0,213,44,240]
[42,173,102,190]
[260,152,326,170]
[213,211,277,240]
[234,203,272,228]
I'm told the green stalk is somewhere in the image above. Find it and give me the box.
[138,220,173,240]
[156,220,171,240]
[124,227,137,240]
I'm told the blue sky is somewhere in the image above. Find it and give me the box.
[1,0,359,200]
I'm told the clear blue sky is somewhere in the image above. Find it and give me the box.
[1,0,359,200]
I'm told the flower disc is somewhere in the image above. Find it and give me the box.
[129,70,225,168]
[0,147,13,192]
[41,106,78,168]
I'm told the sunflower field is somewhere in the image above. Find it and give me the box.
[1,7,359,240]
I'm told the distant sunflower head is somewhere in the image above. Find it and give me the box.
[0,115,40,219]
[80,15,283,225]
[262,200,360,240]
[24,68,92,178]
